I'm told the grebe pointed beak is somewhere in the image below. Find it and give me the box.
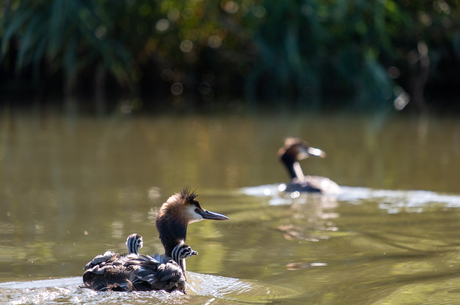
[307,147,326,158]
[199,210,229,220]
[295,146,326,160]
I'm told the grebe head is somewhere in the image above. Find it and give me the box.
[278,138,326,180]
[278,137,326,161]
[155,188,228,257]
[157,189,228,225]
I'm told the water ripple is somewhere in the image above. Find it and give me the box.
[0,272,298,305]
[241,184,460,213]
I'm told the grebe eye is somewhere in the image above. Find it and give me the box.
[195,208,200,213]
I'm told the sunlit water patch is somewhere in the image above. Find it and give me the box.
[241,184,460,213]
[338,186,460,213]
[0,272,299,305]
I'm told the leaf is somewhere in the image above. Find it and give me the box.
[1,10,34,54]
[16,13,43,72]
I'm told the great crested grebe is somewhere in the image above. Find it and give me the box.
[82,189,228,293]
[278,138,341,194]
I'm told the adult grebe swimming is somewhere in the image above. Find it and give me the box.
[82,189,228,293]
[278,138,341,194]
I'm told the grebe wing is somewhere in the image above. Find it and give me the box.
[130,255,186,291]
[83,253,186,292]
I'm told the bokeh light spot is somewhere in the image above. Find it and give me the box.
[180,40,193,53]
[95,26,106,39]
[388,66,400,79]
[223,1,239,14]
[208,35,222,48]
[394,92,410,110]
[253,6,266,18]
[171,82,184,95]
[419,12,432,26]
[168,9,180,21]
[156,19,170,33]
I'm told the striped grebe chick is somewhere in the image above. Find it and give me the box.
[125,233,198,266]
[278,138,341,194]
[125,233,145,255]
[82,189,228,293]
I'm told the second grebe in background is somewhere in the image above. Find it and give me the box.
[82,189,228,293]
[278,138,341,194]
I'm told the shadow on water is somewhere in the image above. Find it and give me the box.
[1,110,460,304]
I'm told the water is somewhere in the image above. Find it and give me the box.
[1,109,460,304]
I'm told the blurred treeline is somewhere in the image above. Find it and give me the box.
[0,0,459,113]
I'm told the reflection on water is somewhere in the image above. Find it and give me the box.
[1,110,460,304]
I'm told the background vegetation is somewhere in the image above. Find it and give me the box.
[1,0,459,113]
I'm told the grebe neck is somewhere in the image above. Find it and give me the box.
[156,213,188,258]
[281,153,299,179]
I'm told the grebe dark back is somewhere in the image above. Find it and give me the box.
[278,138,341,194]
[82,189,228,293]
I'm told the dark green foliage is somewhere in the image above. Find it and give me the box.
[1,0,459,112]
[1,0,131,86]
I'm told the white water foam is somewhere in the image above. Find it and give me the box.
[241,184,460,213]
